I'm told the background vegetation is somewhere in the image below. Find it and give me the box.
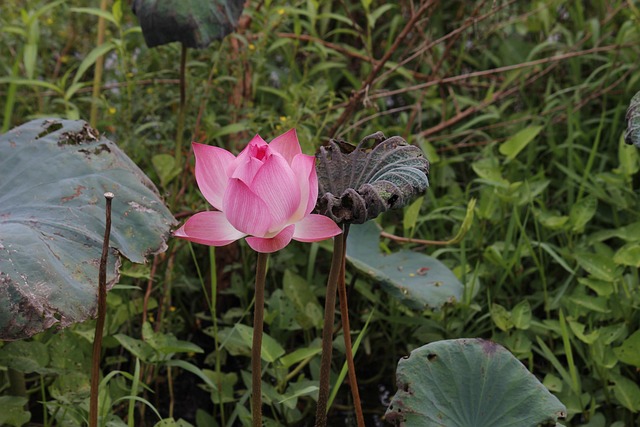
[1,0,640,426]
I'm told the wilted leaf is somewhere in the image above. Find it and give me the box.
[132,0,244,48]
[347,221,462,309]
[385,339,567,426]
[0,119,176,340]
[316,132,429,224]
[624,91,640,147]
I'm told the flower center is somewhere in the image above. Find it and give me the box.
[252,144,269,161]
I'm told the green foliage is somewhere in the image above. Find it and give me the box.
[1,0,640,425]
[0,396,31,427]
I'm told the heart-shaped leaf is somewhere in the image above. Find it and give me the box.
[386,339,567,426]
[346,221,462,309]
[625,91,640,147]
[316,132,429,224]
[0,119,176,340]
[132,0,245,48]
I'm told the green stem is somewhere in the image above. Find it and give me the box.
[89,192,113,427]
[175,44,187,167]
[89,0,109,128]
[252,252,269,427]
[209,247,225,424]
[336,226,365,427]
[315,232,345,427]
[2,51,21,133]
[8,368,26,398]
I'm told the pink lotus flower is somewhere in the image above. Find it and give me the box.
[174,129,341,253]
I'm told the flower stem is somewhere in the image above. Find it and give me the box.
[252,252,269,427]
[315,231,345,427]
[90,192,113,427]
[336,225,365,427]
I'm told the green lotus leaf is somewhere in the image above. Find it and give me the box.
[625,91,640,147]
[386,339,567,427]
[346,221,462,309]
[0,119,176,340]
[316,132,429,224]
[132,0,244,48]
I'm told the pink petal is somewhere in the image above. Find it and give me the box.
[246,225,295,253]
[174,211,246,246]
[269,129,301,165]
[231,155,264,186]
[228,134,268,179]
[230,136,268,185]
[223,178,273,236]
[251,152,301,231]
[290,153,318,220]
[292,214,341,242]
[194,143,236,211]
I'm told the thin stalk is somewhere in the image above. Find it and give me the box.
[175,44,188,167]
[168,365,175,418]
[315,232,346,427]
[127,358,141,427]
[2,52,22,133]
[89,192,114,427]
[336,225,364,427]
[89,0,109,128]
[40,375,48,426]
[252,252,269,427]
[209,246,225,423]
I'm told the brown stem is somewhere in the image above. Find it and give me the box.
[315,232,346,427]
[379,230,453,246]
[419,64,557,139]
[89,192,114,427]
[372,43,625,102]
[336,225,364,427]
[142,254,160,325]
[252,252,269,427]
[327,0,435,138]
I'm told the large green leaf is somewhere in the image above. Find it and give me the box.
[316,132,429,224]
[0,119,176,340]
[346,222,462,309]
[132,0,244,48]
[386,339,567,426]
